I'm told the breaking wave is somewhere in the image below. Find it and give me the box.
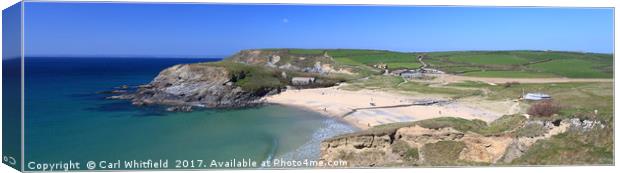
[277,118,357,161]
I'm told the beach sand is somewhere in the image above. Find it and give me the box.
[264,85,519,130]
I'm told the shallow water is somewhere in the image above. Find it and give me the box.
[23,58,355,170]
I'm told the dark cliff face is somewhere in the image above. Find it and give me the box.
[116,62,282,109]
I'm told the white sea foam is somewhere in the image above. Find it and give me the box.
[277,118,357,161]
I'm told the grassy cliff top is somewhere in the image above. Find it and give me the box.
[258,49,612,78]
[328,114,528,140]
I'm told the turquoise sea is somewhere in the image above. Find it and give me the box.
[23,58,355,170]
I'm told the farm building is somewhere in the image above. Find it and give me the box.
[523,93,552,101]
[291,77,316,85]
[422,68,445,74]
[390,68,443,79]
[392,70,424,79]
[399,70,424,79]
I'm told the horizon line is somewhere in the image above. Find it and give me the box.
[22,48,614,58]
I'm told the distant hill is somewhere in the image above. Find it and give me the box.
[278,49,612,78]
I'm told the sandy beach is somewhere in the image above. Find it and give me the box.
[264,85,519,130]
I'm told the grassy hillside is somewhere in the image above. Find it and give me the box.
[206,60,348,91]
[424,51,613,78]
[283,49,612,78]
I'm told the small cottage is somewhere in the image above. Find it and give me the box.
[291,77,315,85]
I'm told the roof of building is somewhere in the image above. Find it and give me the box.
[524,93,551,100]
[292,77,315,80]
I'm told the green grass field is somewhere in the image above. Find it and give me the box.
[287,49,326,55]
[530,59,612,78]
[462,71,558,78]
[325,49,420,70]
[449,54,529,65]
[385,62,422,70]
[424,51,612,78]
[292,49,614,79]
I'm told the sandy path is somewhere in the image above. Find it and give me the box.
[264,86,512,130]
[430,74,612,84]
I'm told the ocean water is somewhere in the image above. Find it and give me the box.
[23,58,355,170]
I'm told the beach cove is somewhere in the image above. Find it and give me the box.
[23,58,355,170]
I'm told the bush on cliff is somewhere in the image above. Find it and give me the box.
[391,140,419,162]
[421,141,466,166]
[209,61,287,92]
[528,100,561,117]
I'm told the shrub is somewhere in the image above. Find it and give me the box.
[391,140,419,161]
[503,81,520,88]
[527,100,561,117]
[421,141,466,166]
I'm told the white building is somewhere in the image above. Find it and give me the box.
[399,70,423,79]
[523,93,551,101]
[291,77,315,85]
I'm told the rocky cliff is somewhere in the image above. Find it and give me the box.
[320,125,511,167]
[109,63,282,110]
[319,116,604,167]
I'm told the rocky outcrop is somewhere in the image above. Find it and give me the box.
[228,49,347,74]
[320,125,513,166]
[320,126,472,166]
[111,63,283,109]
[499,118,605,163]
[320,118,603,167]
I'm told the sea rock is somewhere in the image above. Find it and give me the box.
[166,106,193,112]
[98,90,128,94]
[105,95,133,100]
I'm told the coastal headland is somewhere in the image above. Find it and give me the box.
[105,49,613,166]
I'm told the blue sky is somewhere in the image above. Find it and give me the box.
[2,2,21,60]
[23,2,614,57]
